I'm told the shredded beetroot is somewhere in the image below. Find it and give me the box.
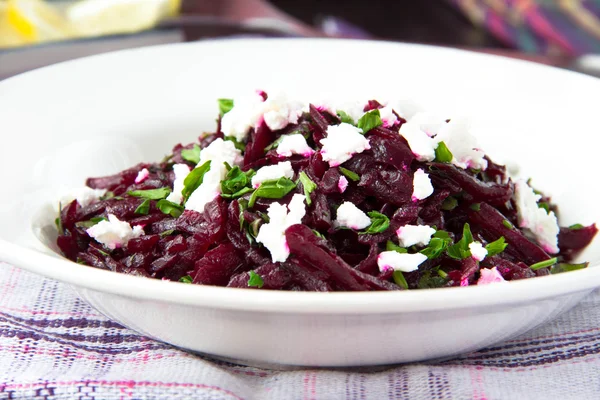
[55,95,596,290]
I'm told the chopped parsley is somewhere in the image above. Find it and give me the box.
[386,241,407,253]
[220,164,255,199]
[128,187,171,200]
[157,199,184,218]
[337,110,355,125]
[550,262,588,274]
[338,167,360,182]
[362,211,390,234]
[485,237,508,257]
[182,160,211,203]
[569,224,584,230]
[179,275,193,283]
[180,144,201,164]
[134,199,151,215]
[446,223,473,260]
[434,141,453,163]
[441,196,458,211]
[248,177,296,208]
[298,172,317,205]
[357,109,382,134]
[530,257,558,270]
[218,98,234,116]
[392,271,409,289]
[247,271,264,288]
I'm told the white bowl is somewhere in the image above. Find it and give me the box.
[1,39,600,367]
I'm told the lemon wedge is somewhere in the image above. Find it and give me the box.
[2,0,72,45]
[67,0,180,37]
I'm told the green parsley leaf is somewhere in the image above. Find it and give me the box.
[550,262,588,274]
[74,216,108,229]
[502,220,513,229]
[569,223,585,230]
[264,135,287,152]
[485,237,508,257]
[179,275,193,284]
[134,199,151,215]
[392,271,409,289]
[441,196,458,211]
[160,229,176,237]
[337,110,355,125]
[128,187,171,200]
[298,172,317,205]
[220,165,255,199]
[435,141,453,163]
[339,167,360,182]
[247,270,264,288]
[446,223,473,260]
[420,237,451,259]
[99,191,115,201]
[362,211,390,234]
[157,199,184,218]
[182,160,212,203]
[55,202,63,234]
[437,269,448,279]
[538,202,550,213]
[312,230,325,239]
[470,203,481,212]
[224,136,246,152]
[248,177,296,208]
[180,144,201,164]
[530,257,558,270]
[417,268,447,289]
[433,230,451,240]
[218,98,234,116]
[386,241,407,253]
[357,109,382,134]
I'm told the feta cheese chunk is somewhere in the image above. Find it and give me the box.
[166,164,190,204]
[477,267,506,285]
[320,123,371,167]
[412,169,434,201]
[185,139,242,213]
[135,168,150,184]
[61,187,107,208]
[86,214,144,250]
[221,91,305,141]
[469,241,488,261]
[377,251,427,273]
[435,117,487,170]
[514,179,560,253]
[334,201,371,230]
[256,194,306,262]
[399,121,437,162]
[252,161,295,188]
[408,112,447,137]
[378,105,398,127]
[396,224,436,247]
[316,99,367,123]
[338,176,349,193]
[276,134,315,157]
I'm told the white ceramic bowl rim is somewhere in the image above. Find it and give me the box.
[2,38,600,315]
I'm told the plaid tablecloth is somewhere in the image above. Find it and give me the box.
[1,261,600,400]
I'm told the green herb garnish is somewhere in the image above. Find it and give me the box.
[339,167,360,182]
[485,237,508,257]
[386,241,407,253]
[441,196,458,211]
[337,110,355,125]
[160,229,176,237]
[224,136,246,152]
[361,211,390,234]
[128,187,171,200]
[134,199,151,215]
[55,202,63,234]
[220,165,255,199]
[182,160,211,203]
[569,223,584,230]
[530,257,558,270]
[538,202,550,213]
[550,262,588,274]
[502,220,513,229]
[417,268,447,289]
[74,216,108,229]
[180,144,201,164]
[248,177,296,208]
[392,271,409,289]
[434,141,453,163]
[312,230,325,239]
[357,109,382,134]
[298,172,317,205]
[247,271,264,288]
[446,223,473,260]
[157,199,184,218]
[420,234,452,259]
[470,203,481,212]
[179,275,193,284]
[218,98,234,116]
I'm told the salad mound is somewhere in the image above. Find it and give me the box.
[55,92,597,291]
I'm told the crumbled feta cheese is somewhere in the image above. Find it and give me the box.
[396,224,436,247]
[378,105,398,127]
[166,164,191,204]
[320,123,371,167]
[61,187,107,208]
[408,112,447,137]
[514,179,560,253]
[276,134,315,157]
[338,176,349,193]
[469,241,488,261]
[399,121,437,162]
[251,161,295,188]
[317,100,367,123]
[221,91,305,141]
[435,117,488,170]
[412,169,433,201]
[185,139,242,213]
[387,99,423,120]
[134,168,149,184]
[256,194,306,262]
[86,214,144,250]
[377,251,427,273]
[477,267,506,285]
[335,201,372,230]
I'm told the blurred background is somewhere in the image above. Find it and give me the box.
[2,0,600,80]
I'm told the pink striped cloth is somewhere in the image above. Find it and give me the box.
[1,261,599,400]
